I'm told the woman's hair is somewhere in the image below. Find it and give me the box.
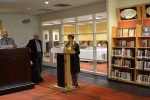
[68,34,74,39]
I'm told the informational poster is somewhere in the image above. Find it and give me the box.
[117,5,141,22]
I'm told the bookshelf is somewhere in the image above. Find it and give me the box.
[110,24,150,87]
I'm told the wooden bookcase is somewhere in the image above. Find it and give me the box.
[110,24,150,87]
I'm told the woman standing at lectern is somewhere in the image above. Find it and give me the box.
[65,34,80,87]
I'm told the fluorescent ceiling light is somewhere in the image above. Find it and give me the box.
[96,17,102,20]
[43,23,53,26]
[67,20,75,23]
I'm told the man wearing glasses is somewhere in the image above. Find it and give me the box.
[0,31,17,49]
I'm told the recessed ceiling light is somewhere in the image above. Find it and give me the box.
[45,0,49,4]
[27,8,30,10]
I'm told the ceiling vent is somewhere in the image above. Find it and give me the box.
[54,4,72,7]
[22,19,31,24]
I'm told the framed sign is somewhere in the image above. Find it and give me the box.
[142,3,150,19]
[117,5,141,22]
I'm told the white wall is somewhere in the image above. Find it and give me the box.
[41,2,106,21]
[0,14,40,47]
[107,0,118,78]
[118,0,150,7]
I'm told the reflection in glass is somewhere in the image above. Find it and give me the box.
[52,29,60,64]
[96,33,107,74]
[43,30,50,62]
[64,23,75,35]
[96,19,107,33]
[78,34,94,71]
[78,22,93,34]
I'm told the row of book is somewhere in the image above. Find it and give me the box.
[112,49,134,57]
[141,39,150,47]
[136,50,150,58]
[116,28,136,37]
[111,70,132,81]
[116,40,135,47]
[136,61,150,70]
[112,58,132,68]
[136,74,150,85]
[116,27,150,37]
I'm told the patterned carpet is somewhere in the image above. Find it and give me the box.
[0,74,149,100]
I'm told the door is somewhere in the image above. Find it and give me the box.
[42,25,61,67]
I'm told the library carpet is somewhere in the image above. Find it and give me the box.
[0,74,149,100]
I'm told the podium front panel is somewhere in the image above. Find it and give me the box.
[57,54,65,87]
[0,48,31,86]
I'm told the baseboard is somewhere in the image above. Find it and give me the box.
[0,82,34,95]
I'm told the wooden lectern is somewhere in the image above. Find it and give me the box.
[51,48,75,91]
[0,48,34,95]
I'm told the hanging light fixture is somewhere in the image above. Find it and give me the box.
[45,0,49,4]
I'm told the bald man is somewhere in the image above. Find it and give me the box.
[26,33,43,74]
[0,31,17,49]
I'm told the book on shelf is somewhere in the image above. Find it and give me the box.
[130,41,135,47]
[122,49,134,57]
[122,29,129,37]
[136,50,150,58]
[134,29,137,37]
[116,29,122,37]
[123,59,131,68]
[116,40,122,47]
[148,39,150,47]
[136,60,150,70]
[111,69,132,81]
[144,61,150,70]
[112,58,122,67]
[120,40,135,47]
[141,39,147,47]
[112,49,122,56]
[136,74,150,85]
[126,41,130,47]
[128,28,135,37]
[136,61,143,70]
[136,50,144,58]
[122,40,126,47]
[142,27,150,36]
[145,50,150,58]
[126,40,135,47]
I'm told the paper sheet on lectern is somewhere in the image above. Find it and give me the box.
[51,48,64,53]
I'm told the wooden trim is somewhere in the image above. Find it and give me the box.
[142,3,150,19]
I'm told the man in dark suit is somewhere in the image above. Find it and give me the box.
[26,33,43,83]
